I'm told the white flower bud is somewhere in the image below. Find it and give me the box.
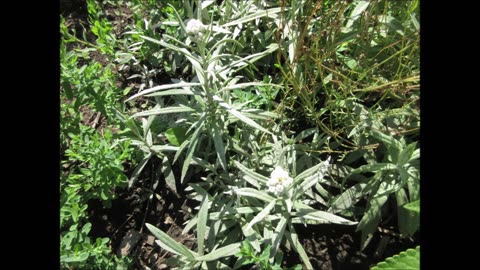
[185,19,206,41]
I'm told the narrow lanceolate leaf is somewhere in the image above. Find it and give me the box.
[222,7,283,27]
[357,193,389,250]
[150,145,179,153]
[294,159,329,182]
[128,153,151,188]
[220,82,282,92]
[132,106,196,117]
[195,243,241,261]
[209,207,263,220]
[145,223,196,260]
[270,216,287,259]
[234,188,274,202]
[234,161,270,184]
[180,116,206,183]
[245,199,276,230]
[328,183,368,213]
[211,121,227,170]
[293,201,357,225]
[294,173,326,199]
[125,82,202,101]
[197,195,210,256]
[286,224,313,270]
[173,114,206,164]
[351,163,397,174]
[211,94,271,134]
[145,89,196,97]
[162,157,176,194]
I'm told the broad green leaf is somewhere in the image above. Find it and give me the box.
[132,106,196,117]
[165,127,188,147]
[222,7,283,27]
[285,224,313,270]
[396,189,419,236]
[404,200,420,214]
[212,94,271,134]
[125,82,202,101]
[245,199,276,230]
[328,183,368,213]
[197,195,210,256]
[128,153,151,188]
[234,188,275,202]
[195,243,241,261]
[60,253,89,263]
[145,223,196,260]
[371,246,420,270]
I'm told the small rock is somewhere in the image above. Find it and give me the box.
[117,229,142,257]
[145,235,156,246]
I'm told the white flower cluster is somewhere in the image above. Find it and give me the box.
[185,19,207,41]
[267,166,293,196]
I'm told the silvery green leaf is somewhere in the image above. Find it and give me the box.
[270,216,287,259]
[145,89,196,97]
[234,188,274,202]
[220,82,282,92]
[195,242,241,261]
[352,163,397,174]
[128,153,151,188]
[398,142,417,165]
[125,82,202,101]
[293,201,357,225]
[245,199,276,230]
[209,206,263,220]
[222,7,283,27]
[294,128,317,142]
[181,116,205,183]
[346,1,370,28]
[328,183,368,213]
[146,223,196,260]
[132,106,196,118]
[286,225,313,270]
[357,194,389,248]
[294,158,329,182]
[212,94,271,134]
[234,161,270,183]
[197,195,210,256]
[218,43,278,73]
[211,121,227,170]
[150,145,179,153]
[162,157,177,194]
[182,216,198,235]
